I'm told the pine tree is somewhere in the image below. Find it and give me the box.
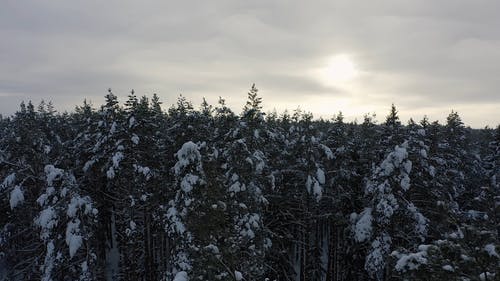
[0,101,52,279]
[218,89,271,280]
[356,141,428,280]
[242,84,264,125]
[385,104,401,128]
[165,141,205,278]
[1,92,498,281]
[34,165,98,280]
[124,89,138,111]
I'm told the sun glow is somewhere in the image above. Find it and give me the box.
[317,54,359,87]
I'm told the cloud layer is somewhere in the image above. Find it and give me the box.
[1,0,499,127]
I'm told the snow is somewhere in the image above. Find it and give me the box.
[131,134,139,145]
[466,210,484,220]
[180,174,199,193]
[173,271,188,281]
[60,187,68,197]
[428,165,436,177]
[37,193,49,206]
[394,247,429,272]
[133,164,151,179]
[81,262,88,273]
[448,230,464,239]
[1,173,15,190]
[316,168,325,185]
[319,144,334,160]
[174,141,201,174]
[67,196,95,218]
[375,194,398,223]
[176,251,192,272]
[479,272,496,281]
[245,157,253,165]
[264,237,273,249]
[407,203,428,239]
[43,145,52,154]
[231,173,239,181]
[83,159,95,172]
[419,149,428,158]
[238,213,260,239]
[35,207,58,239]
[400,174,410,191]
[442,265,454,271]
[354,208,373,242]
[80,261,89,280]
[36,207,57,228]
[37,187,55,207]
[107,167,115,179]
[9,185,24,209]
[204,244,220,254]
[126,220,137,236]
[461,254,472,261]
[44,165,63,186]
[66,219,83,258]
[112,152,124,169]
[234,271,243,281]
[229,181,241,193]
[417,244,431,251]
[167,206,186,234]
[379,161,395,176]
[41,241,55,281]
[484,243,499,257]
[253,151,265,174]
[254,129,260,139]
[365,233,392,279]
[366,180,388,194]
[129,116,136,128]
[403,160,412,174]
[313,181,322,201]
[376,142,410,179]
[110,121,117,134]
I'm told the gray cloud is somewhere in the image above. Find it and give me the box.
[1,0,499,126]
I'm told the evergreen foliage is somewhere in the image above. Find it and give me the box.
[0,89,498,281]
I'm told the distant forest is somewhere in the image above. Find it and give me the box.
[1,85,499,281]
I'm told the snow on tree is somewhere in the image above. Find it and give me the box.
[0,91,497,281]
[9,185,24,209]
[205,85,273,280]
[358,141,429,280]
[353,207,373,243]
[165,141,204,277]
[34,164,98,280]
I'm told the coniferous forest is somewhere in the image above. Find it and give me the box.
[0,85,499,281]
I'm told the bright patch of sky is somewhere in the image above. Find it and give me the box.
[1,0,499,127]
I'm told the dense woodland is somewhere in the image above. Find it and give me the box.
[0,85,499,281]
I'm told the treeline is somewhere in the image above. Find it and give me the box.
[0,85,499,281]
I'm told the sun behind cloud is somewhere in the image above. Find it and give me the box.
[316,54,359,87]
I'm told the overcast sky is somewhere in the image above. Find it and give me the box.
[1,0,499,127]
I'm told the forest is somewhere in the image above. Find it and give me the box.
[0,85,499,281]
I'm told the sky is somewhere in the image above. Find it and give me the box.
[1,0,499,127]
